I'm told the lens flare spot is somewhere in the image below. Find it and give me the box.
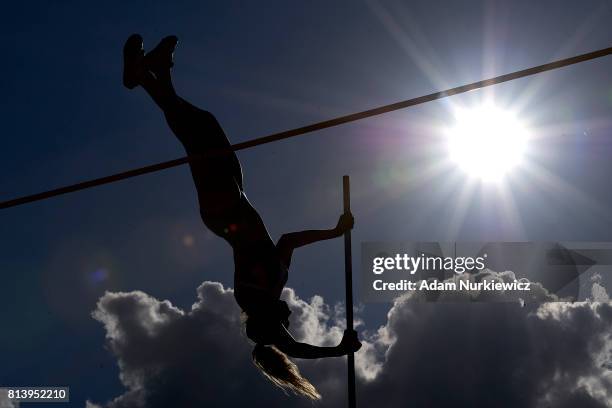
[90,268,109,284]
[182,234,195,247]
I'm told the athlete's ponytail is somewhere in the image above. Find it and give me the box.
[251,343,321,400]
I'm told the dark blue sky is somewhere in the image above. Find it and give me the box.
[1,1,612,406]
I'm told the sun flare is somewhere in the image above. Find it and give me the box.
[447,104,528,182]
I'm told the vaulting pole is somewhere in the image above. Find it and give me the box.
[342,175,356,408]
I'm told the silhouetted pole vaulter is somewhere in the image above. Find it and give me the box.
[2,45,612,209]
[343,175,357,408]
[114,34,363,400]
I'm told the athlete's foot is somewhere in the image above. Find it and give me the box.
[123,34,145,89]
[144,35,178,76]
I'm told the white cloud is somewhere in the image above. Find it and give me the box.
[88,272,612,408]
[89,282,324,407]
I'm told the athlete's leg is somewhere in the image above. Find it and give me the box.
[147,39,243,191]
[124,35,245,238]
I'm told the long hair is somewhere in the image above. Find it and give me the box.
[252,343,321,400]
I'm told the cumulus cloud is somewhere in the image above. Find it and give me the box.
[89,272,612,408]
[356,298,612,407]
[88,282,346,408]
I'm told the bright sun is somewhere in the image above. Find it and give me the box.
[447,104,528,182]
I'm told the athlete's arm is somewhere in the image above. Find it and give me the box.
[274,326,361,359]
[276,213,354,266]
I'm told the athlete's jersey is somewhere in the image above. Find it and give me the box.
[170,105,288,315]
